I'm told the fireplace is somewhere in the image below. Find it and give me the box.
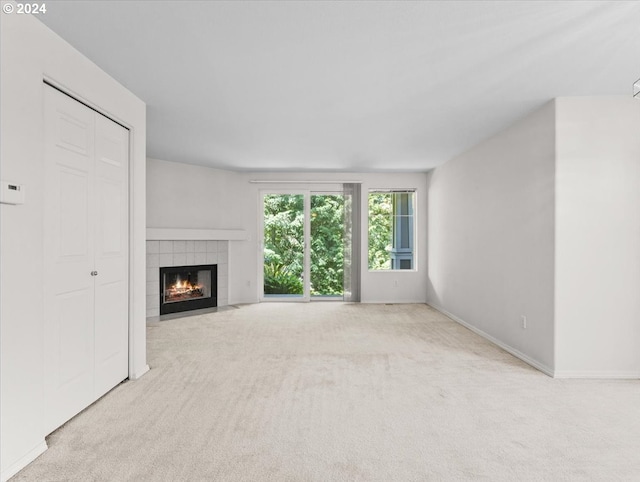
[159,264,217,315]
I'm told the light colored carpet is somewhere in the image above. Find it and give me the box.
[12,303,640,481]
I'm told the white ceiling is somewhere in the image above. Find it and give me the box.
[35,1,640,172]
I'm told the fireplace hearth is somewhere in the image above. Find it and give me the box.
[160,264,217,315]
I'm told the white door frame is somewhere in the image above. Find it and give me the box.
[258,189,311,301]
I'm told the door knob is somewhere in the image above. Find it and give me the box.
[91,271,98,276]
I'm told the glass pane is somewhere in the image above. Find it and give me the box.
[368,192,393,270]
[368,191,415,270]
[310,194,344,297]
[263,194,305,296]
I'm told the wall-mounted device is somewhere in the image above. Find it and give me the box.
[0,180,26,205]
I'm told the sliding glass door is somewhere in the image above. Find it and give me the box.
[260,191,346,301]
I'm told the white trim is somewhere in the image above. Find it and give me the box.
[427,303,555,377]
[553,370,640,379]
[303,193,311,300]
[147,228,246,241]
[367,269,419,273]
[43,75,129,128]
[129,364,150,380]
[261,297,308,303]
[361,300,427,304]
[126,109,142,384]
[257,192,265,301]
[1,440,47,482]
[250,180,362,184]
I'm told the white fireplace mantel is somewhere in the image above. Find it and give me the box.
[146,228,247,241]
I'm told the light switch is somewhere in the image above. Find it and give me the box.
[0,180,26,205]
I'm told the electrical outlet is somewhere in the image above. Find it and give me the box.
[521,315,527,329]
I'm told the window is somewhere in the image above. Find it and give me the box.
[368,190,415,270]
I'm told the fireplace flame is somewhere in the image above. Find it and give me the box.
[165,275,204,302]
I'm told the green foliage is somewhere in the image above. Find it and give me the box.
[263,195,305,294]
[368,193,392,270]
[310,195,344,296]
[263,256,303,294]
[262,192,398,293]
[262,193,344,296]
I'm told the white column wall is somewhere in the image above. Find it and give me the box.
[426,102,556,373]
[554,97,640,377]
[1,12,147,480]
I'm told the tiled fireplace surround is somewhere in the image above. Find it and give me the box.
[146,240,229,318]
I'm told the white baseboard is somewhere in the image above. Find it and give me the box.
[130,364,150,380]
[1,440,47,482]
[553,370,640,379]
[361,300,427,304]
[427,303,554,377]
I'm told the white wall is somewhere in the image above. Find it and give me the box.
[426,102,556,373]
[554,97,640,377]
[147,158,242,230]
[146,160,428,304]
[1,12,147,480]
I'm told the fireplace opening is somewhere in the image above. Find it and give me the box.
[160,264,217,315]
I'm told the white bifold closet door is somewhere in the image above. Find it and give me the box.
[43,84,129,435]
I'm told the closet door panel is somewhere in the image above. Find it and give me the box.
[94,113,129,398]
[43,86,96,434]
